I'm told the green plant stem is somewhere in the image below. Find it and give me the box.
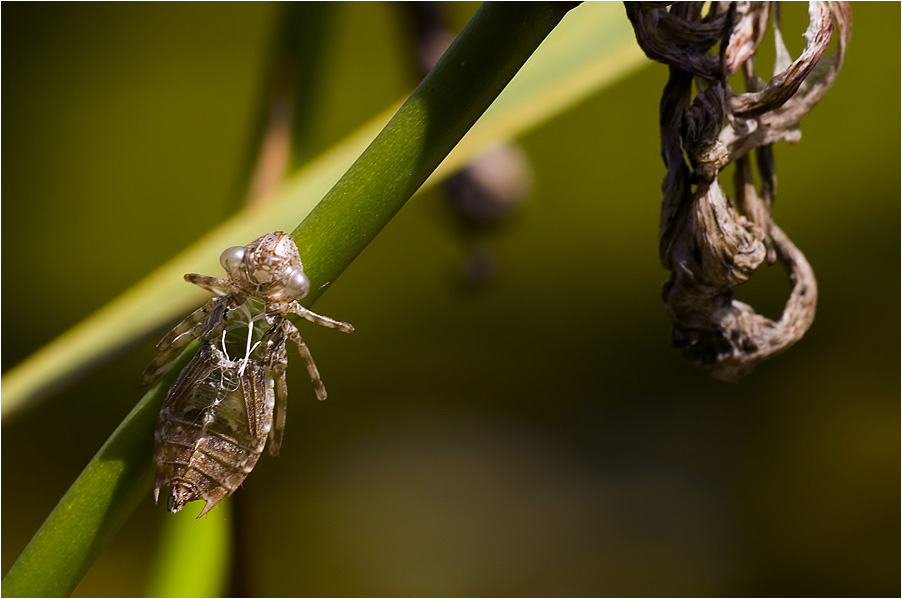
[1,4,573,596]
[1,2,645,421]
[291,1,574,296]
[0,344,195,598]
[144,498,232,598]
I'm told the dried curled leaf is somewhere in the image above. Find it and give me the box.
[626,1,851,379]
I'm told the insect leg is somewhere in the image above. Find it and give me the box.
[290,302,355,333]
[185,274,230,296]
[142,297,233,386]
[156,298,218,351]
[261,327,289,456]
[142,297,220,385]
[285,323,329,401]
[269,362,288,457]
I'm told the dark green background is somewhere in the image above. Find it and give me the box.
[3,3,899,596]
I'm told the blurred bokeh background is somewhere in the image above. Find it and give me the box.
[2,3,898,596]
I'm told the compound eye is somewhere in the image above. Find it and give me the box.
[284,269,310,299]
[220,246,245,274]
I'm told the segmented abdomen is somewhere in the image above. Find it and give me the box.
[153,343,274,517]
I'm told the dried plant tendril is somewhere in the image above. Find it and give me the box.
[143,231,354,516]
[625,1,851,380]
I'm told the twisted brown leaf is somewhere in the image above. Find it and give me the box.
[626,1,850,379]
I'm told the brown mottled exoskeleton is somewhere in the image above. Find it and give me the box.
[144,231,354,516]
[152,342,273,516]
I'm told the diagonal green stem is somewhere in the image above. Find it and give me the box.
[1,2,644,421]
[1,4,574,596]
[0,344,195,599]
[291,1,576,300]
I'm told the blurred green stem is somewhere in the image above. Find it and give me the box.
[1,3,574,596]
[144,498,232,598]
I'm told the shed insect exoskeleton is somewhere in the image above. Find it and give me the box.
[153,342,273,516]
[144,231,353,515]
